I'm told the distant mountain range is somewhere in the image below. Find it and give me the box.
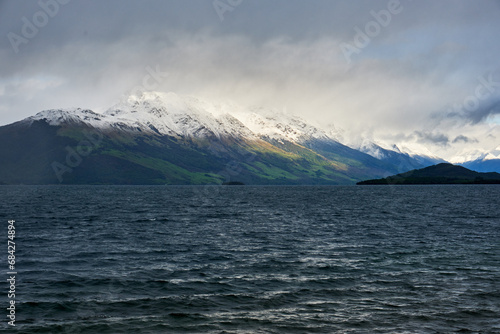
[0,92,496,185]
[460,152,500,174]
[357,163,500,185]
[356,141,445,174]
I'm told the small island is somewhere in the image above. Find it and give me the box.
[357,163,500,185]
[222,181,246,185]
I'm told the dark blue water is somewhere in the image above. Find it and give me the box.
[1,185,499,333]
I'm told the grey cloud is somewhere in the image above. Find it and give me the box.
[465,98,500,125]
[388,131,451,147]
[452,135,478,144]
[1,0,500,161]
[412,131,449,146]
[441,96,500,126]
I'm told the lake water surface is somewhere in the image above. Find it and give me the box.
[1,185,499,333]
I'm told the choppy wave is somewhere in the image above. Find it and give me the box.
[1,185,499,333]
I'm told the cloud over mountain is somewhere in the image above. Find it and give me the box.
[1,0,499,161]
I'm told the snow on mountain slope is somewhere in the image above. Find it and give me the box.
[484,148,500,161]
[231,107,331,143]
[448,145,500,164]
[104,92,255,138]
[355,138,443,163]
[455,145,500,172]
[28,108,108,127]
[392,142,443,162]
[25,91,338,144]
[478,145,500,161]
[356,140,391,160]
[351,139,446,172]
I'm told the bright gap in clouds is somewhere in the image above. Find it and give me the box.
[488,114,500,125]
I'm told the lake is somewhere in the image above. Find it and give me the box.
[1,185,499,333]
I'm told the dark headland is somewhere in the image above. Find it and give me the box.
[357,163,500,185]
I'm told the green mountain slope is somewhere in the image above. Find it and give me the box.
[0,120,400,185]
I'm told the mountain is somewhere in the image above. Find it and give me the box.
[0,92,438,185]
[356,141,444,173]
[462,159,500,173]
[357,163,500,185]
[457,146,500,173]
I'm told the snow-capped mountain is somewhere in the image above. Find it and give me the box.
[354,139,445,173]
[450,145,500,164]
[23,92,445,165]
[27,92,336,144]
[28,93,249,139]
[456,145,500,173]
[0,91,453,185]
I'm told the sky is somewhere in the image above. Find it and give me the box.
[1,0,499,161]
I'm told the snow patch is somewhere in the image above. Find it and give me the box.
[26,91,340,144]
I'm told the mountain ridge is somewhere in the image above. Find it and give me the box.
[0,92,452,185]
